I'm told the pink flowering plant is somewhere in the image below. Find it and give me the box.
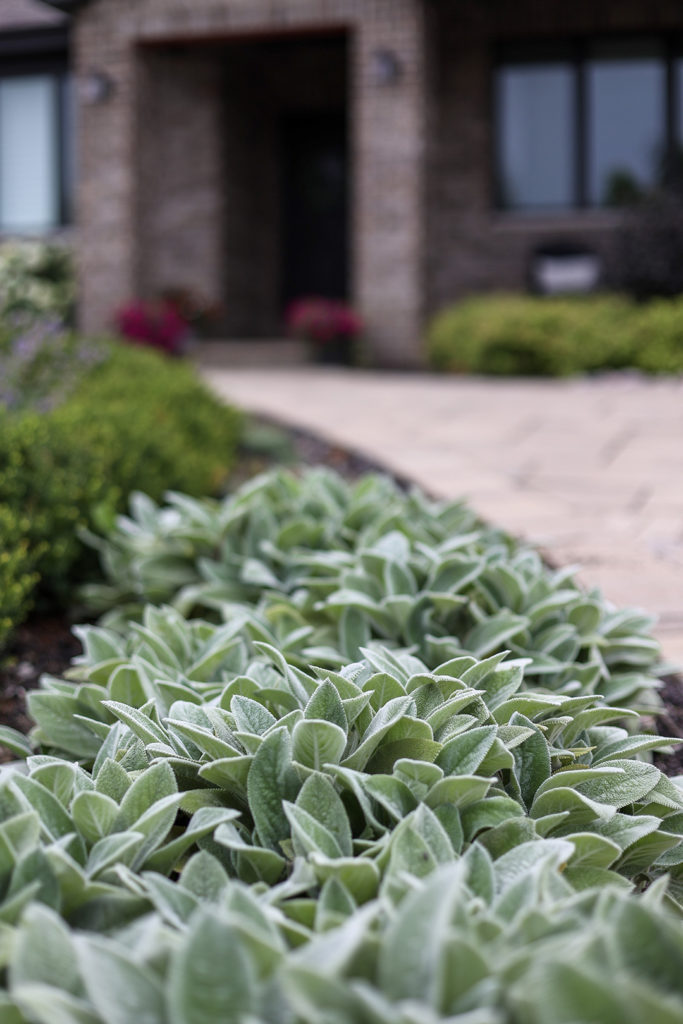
[286,297,363,345]
[114,299,189,356]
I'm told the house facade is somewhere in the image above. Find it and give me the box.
[0,1,72,235]
[5,0,683,364]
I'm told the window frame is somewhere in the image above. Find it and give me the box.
[493,33,682,213]
[0,28,72,234]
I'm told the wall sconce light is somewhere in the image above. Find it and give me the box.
[369,49,403,87]
[79,70,115,105]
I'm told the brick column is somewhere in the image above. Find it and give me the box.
[135,51,227,309]
[74,7,138,335]
[353,1,428,368]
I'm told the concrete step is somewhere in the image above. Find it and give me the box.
[193,339,308,368]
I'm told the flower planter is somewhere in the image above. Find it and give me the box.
[286,297,362,367]
[310,335,352,365]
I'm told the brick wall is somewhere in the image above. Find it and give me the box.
[17,0,683,363]
[74,0,428,365]
[135,50,226,317]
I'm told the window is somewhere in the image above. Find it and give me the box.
[497,63,575,209]
[587,40,665,207]
[0,75,59,232]
[0,31,72,234]
[495,37,678,211]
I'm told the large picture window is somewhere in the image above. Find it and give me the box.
[0,29,72,235]
[497,63,576,209]
[495,37,677,211]
[0,75,60,232]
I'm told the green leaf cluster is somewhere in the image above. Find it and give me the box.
[426,293,683,376]
[1,470,681,1021]
[18,605,681,903]
[0,605,681,1017]
[1,805,683,1023]
[82,468,662,713]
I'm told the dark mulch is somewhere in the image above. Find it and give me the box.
[652,674,683,775]
[245,415,414,490]
[0,615,81,759]
[1,417,682,774]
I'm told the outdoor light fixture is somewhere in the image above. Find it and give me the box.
[370,49,403,87]
[79,70,115,105]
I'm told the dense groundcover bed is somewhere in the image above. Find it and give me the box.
[426,294,683,376]
[1,467,683,1023]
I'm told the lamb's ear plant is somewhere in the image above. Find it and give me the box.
[80,468,664,714]
[8,607,680,904]
[4,863,683,1024]
[0,466,680,1023]
[0,754,238,930]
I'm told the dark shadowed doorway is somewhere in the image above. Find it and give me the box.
[280,109,349,308]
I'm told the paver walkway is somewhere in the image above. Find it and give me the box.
[203,363,683,666]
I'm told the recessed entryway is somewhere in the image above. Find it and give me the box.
[135,31,350,340]
[280,108,349,310]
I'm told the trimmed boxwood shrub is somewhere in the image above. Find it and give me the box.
[0,506,38,651]
[0,344,241,641]
[628,298,683,374]
[426,293,683,376]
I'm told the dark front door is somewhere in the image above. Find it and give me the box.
[281,110,349,309]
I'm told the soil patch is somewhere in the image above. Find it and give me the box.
[652,674,683,775]
[0,615,81,760]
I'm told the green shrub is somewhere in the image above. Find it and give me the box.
[0,344,241,635]
[425,293,683,376]
[0,505,39,651]
[58,345,243,506]
[628,298,683,373]
[0,405,113,603]
[0,239,74,324]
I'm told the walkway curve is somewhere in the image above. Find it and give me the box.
[203,365,683,666]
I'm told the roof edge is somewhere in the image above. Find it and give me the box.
[39,1,93,12]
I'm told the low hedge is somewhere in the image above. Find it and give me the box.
[0,506,38,651]
[0,344,241,642]
[0,586,680,1021]
[426,293,683,376]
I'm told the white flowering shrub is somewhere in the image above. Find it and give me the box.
[0,239,75,325]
